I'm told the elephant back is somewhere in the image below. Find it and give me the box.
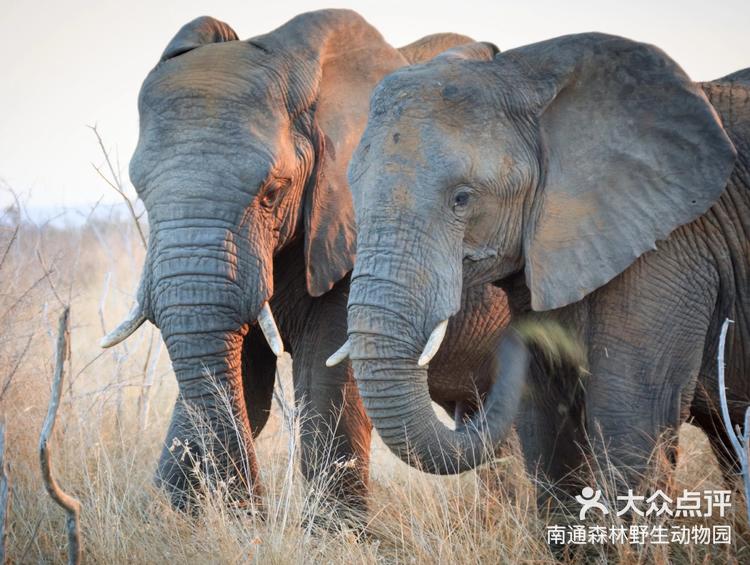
[701,79,750,162]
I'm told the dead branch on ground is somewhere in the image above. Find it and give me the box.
[39,307,81,564]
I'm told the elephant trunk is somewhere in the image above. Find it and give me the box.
[347,231,528,474]
[156,322,259,508]
[146,220,268,508]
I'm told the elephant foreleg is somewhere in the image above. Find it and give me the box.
[583,260,716,497]
[292,284,372,518]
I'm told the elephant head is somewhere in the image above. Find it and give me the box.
[99,10,423,507]
[342,34,736,474]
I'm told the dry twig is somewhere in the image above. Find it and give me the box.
[39,307,81,564]
[0,420,10,564]
[88,124,147,249]
[0,333,33,401]
[717,318,750,521]
[35,250,65,309]
[0,225,19,273]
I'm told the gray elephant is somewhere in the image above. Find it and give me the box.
[337,34,749,501]
[721,67,750,84]
[100,10,510,513]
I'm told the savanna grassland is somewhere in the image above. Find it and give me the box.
[0,195,748,564]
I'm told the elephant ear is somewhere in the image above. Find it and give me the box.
[502,33,736,311]
[299,12,408,297]
[398,33,478,63]
[434,41,499,62]
[302,16,488,297]
[160,16,238,62]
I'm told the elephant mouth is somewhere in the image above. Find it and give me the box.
[101,299,285,359]
[327,318,450,369]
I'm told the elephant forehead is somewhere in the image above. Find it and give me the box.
[141,45,287,122]
[370,60,487,121]
[361,116,477,181]
[141,75,281,123]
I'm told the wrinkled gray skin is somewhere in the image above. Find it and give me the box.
[346,33,749,500]
[109,9,510,512]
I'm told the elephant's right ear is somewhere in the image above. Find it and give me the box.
[160,16,238,62]
[434,41,500,62]
[502,33,736,311]
[398,33,488,64]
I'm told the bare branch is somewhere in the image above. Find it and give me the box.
[88,124,147,249]
[0,420,10,564]
[718,320,741,452]
[35,250,64,309]
[0,225,19,273]
[97,271,112,336]
[717,318,750,521]
[0,270,50,325]
[0,332,34,401]
[39,307,81,564]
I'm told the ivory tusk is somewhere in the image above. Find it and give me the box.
[100,302,147,348]
[258,302,284,357]
[418,319,449,367]
[325,339,351,367]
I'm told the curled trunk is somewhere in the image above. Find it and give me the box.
[348,282,528,475]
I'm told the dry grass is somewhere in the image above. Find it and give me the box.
[0,199,748,564]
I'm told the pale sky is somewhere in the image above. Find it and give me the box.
[1,0,748,210]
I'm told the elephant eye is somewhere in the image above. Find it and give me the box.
[260,178,291,209]
[452,188,473,216]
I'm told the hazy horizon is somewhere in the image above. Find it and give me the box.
[2,0,748,213]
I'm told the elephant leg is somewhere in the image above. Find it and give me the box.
[585,377,685,502]
[516,348,587,515]
[292,283,372,517]
[241,323,278,437]
[586,346,695,495]
[584,280,716,496]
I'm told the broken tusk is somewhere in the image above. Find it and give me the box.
[326,339,351,367]
[100,302,147,348]
[258,302,284,357]
[418,319,449,367]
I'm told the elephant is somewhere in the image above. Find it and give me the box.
[721,67,750,84]
[337,33,749,503]
[100,9,511,514]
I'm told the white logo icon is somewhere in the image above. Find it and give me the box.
[575,487,609,520]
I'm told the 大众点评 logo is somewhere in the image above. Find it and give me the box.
[546,487,733,546]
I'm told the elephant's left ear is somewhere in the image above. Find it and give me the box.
[504,33,737,311]
[302,15,482,297]
[160,16,238,62]
[301,16,407,297]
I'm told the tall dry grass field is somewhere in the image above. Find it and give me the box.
[0,198,748,564]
